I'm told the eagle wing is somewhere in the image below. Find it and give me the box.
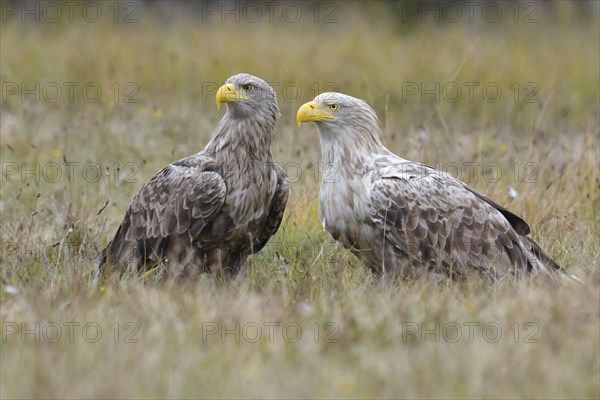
[253,164,289,253]
[102,155,227,268]
[367,162,528,277]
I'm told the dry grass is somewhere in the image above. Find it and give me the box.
[1,2,599,399]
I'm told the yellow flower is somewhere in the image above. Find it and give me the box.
[336,375,356,394]
[466,301,477,313]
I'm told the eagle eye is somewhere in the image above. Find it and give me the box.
[243,84,254,92]
[328,103,339,111]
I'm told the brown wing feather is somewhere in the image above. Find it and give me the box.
[253,165,289,253]
[461,184,530,235]
[101,156,226,271]
[415,163,530,235]
[368,165,528,278]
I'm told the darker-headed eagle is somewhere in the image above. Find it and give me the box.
[297,92,575,282]
[100,73,289,278]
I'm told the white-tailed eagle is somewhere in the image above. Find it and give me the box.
[297,92,573,282]
[100,73,289,278]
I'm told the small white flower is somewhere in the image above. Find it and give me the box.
[3,285,19,295]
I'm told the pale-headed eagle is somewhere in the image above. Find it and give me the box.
[100,73,289,278]
[297,92,571,282]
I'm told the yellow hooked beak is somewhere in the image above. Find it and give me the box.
[296,101,335,126]
[216,83,249,109]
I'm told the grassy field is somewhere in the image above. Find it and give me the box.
[1,1,599,398]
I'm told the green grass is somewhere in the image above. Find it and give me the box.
[1,2,599,399]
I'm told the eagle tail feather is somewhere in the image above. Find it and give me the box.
[523,236,583,283]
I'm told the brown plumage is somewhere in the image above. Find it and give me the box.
[100,74,289,278]
[297,92,574,282]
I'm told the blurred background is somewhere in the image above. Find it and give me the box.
[1,2,599,399]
